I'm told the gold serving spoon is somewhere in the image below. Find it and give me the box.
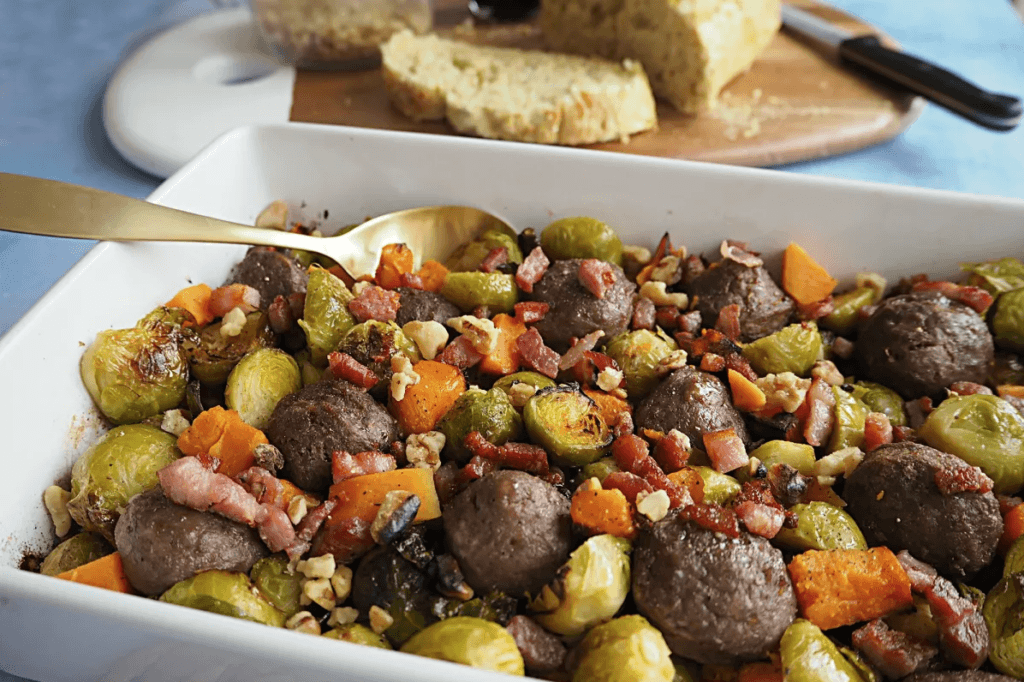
[0,172,513,276]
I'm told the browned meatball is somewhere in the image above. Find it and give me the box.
[444,470,572,597]
[227,247,308,308]
[114,487,268,597]
[527,259,636,353]
[265,379,400,492]
[856,291,994,400]
[396,288,461,327]
[685,258,794,342]
[633,515,797,665]
[635,366,750,447]
[843,442,1003,580]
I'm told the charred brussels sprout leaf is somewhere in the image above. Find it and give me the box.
[445,228,523,272]
[39,532,113,577]
[694,466,741,504]
[741,322,823,377]
[605,330,677,398]
[983,573,1024,678]
[780,619,867,682]
[540,216,624,266]
[828,387,868,453]
[821,287,879,335]
[773,502,867,552]
[250,555,303,616]
[184,311,275,385]
[336,320,419,388]
[400,616,525,675]
[523,386,612,466]
[66,424,180,542]
[160,570,285,627]
[850,382,907,427]
[323,623,392,648]
[225,348,302,429]
[571,615,674,682]
[298,267,355,366]
[440,272,518,314]
[962,257,1024,296]
[438,387,523,463]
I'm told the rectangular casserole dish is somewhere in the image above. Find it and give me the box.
[2,123,1023,682]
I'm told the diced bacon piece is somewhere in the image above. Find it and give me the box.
[653,306,679,331]
[331,450,397,484]
[348,285,401,323]
[288,498,337,560]
[399,272,424,289]
[438,334,485,369]
[327,352,379,388]
[210,284,261,316]
[287,292,306,319]
[700,353,726,372]
[896,550,939,592]
[949,381,993,396]
[602,471,655,504]
[463,432,550,475]
[516,328,560,379]
[235,466,288,509]
[516,247,549,294]
[479,247,509,273]
[255,505,296,554]
[611,434,688,508]
[268,294,295,333]
[514,301,549,324]
[803,378,836,447]
[934,461,994,495]
[852,619,937,679]
[678,502,740,537]
[652,430,690,473]
[558,330,605,371]
[734,501,785,539]
[715,304,742,341]
[703,428,749,473]
[720,240,763,267]
[578,259,617,299]
[912,280,994,315]
[864,412,893,452]
[632,298,656,330]
[677,310,702,335]
[892,425,918,443]
[459,454,498,484]
[614,410,635,438]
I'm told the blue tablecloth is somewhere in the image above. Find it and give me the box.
[1,1,1022,680]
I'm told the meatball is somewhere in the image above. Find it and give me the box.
[635,367,750,447]
[114,487,268,597]
[685,258,794,342]
[527,259,635,353]
[843,442,1002,580]
[396,288,461,327]
[633,515,797,665]
[444,470,572,597]
[265,379,400,492]
[856,291,994,400]
[227,247,308,308]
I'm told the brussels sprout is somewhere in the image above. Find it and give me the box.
[1005,536,1024,578]
[524,386,612,466]
[540,216,624,267]
[493,371,557,401]
[445,228,524,272]
[530,534,631,637]
[66,424,180,542]
[572,615,674,682]
[821,287,879,335]
[694,466,741,504]
[605,330,677,398]
[323,623,392,648]
[250,555,303,616]
[580,456,622,484]
[297,267,355,365]
[991,288,1024,352]
[39,532,113,577]
[773,502,867,552]
[747,441,816,476]
[400,616,525,675]
[828,387,868,453]
[437,387,523,463]
[336,320,419,394]
[919,394,1024,494]
[962,257,1024,296]
[741,322,823,377]
[883,595,938,644]
[983,573,1024,678]
[293,349,324,387]
[80,307,192,424]
[780,619,867,682]
[224,348,302,429]
[440,272,518,314]
[184,311,275,385]
[160,570,285,627]
[849,382,907,427]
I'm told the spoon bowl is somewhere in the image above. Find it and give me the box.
[0,172,514,276]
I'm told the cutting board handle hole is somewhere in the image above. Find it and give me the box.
[193,54,279,87]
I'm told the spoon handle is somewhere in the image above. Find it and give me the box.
[0,173,323,254]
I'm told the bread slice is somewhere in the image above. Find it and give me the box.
[540,0,781,113]
[380,31,657,145]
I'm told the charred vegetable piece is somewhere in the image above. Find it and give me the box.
[80,307,192,424]
[693,466,741,504]
[440,272,518,314]
[747,441,816,476]
[991,288,1024,352]
[323,623,392,648]
[828,387,869,453]
[529,534,631,637]
[66,424,180,542]
[850,382,907,427]
[523,386,612,466]
[540,216,624,266]
[437,387,523,463]
[250,555,303,617]
[773,502,867,552]
[160,570,285,627]
[400,616,525,675]
[741,322,823,377]
[445,228,524,272]
[962,257,1024,296]
[983,573,1024,678]
[185,311,275,385]
[224,348,302,429]
[297,267,355,365]
[336,320,419,391]
[780,619,868,682]
[605,330,676,398]
[821,286,880,335]
[39,532,113,577]
[571,615,674,682]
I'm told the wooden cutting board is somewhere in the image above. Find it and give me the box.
[289,0,923,167]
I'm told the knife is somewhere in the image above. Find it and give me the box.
[781,4,1022,131]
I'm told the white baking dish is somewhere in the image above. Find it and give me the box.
[2,123,1023,682]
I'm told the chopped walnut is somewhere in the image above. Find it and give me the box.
[446,315,499,355]
[219,306,247,337]
[406,431,445,470]
[508,382,538,408]
[331,565,354,603]
[756,373,812,413]
[255,200,288,231]
[301,577,336,610]
[650,255,682,286]
[622,245,652,270]
[328,606,359,627]
[43,485,72,537]
[811,360,845,386]
[369,605,394,634]
[287,496,308,525]
[577,477,603,493]
[390,354,421,401]
[297,554,336,580]
[402,320,448,361]
[636,489,671,522]
[285,610,321,635]
[160,409,191,437]
[639,281,688,309]
[596,366,624,392]
[657,350,689,375]
[816,447,865,478]
[352,280,372,296]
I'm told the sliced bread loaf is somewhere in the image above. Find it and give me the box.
[540,0,780,114]
[379,30,657,145]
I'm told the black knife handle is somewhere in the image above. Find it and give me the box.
[838,35,1022,131]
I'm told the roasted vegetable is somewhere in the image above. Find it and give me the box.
[323,623,392,648]
[389,360,467,434]
[250,555,303,617]
[40,532,114,577]
[983,572,1024,677]
[849,382,907,427]
[962,257,1024,296]
[437,387,523,463]
[741,322,823,377]
[336,320,419,392]
[184,311,275,385]
[694,466,741,504]
[297,267,355,365]
[822,286,879,335]
[224,348,302,429]
[55,551,133,593]
[445,228,523,272]
[440,272,518,314]
[160,570,285,627]
[828,387,868,453]
[540,216,623,266]
[780,620,868,682]
[604,330,676,398]
[571,615,674,682]
[523,386,612,466]
[991,288,1024,352]
[747,440,816,477]
[773,502,867,552]
[400,616,525,675]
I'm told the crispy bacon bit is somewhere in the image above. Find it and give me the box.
[516,246,549,294]
[852,619,937,679]
[832,336,855,359]
[949,381,993,396]
[678,502,740,537]
[734,501,785,538]
[514,301,549,324]
[677,310,702,336]
[210,284,261,317]
[700,353,726,372]
[579,259,617,299]
[348,285,401,323]
[703,428,749,473]
[611,434,687,507]
[864,412,893,452]
[463,431,550,475]
[678,328,743,363]
[720,240,763,267]
[896,551,938,591]
[715,304,742,341]
[559,331,605,371]
[571,350,619,387]
[912,280,994,315]
[796,296,835,321]
[290,498,337,559]
[478,246,509,273]
[438,335,485,369]
[803,378,836,447]
[331,450,397,484]
[460,454,498,484]
[892,425,918,443]
[516,328,560,379]
[327,352,379,388]
[399,272,424,289]
[934,461,994,495]
[602,471,655,504]
[653,430,690,473]
[724,354,758,383]
[652,306,678,331]
[268,295,295,333]
[632,298,657,330]
[235,466,288,509]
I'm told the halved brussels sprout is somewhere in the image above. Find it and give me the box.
[323,623,392,648]
[524,386,612,466]
[572,615,674,682]
[579,456,622,485]
[962,257,1024,296]
[540,216,624,266]
[400,616,525,675]
[298,267,355,366]
[773,502,867,552]
[440,272,518,314]
[850,382,907,427]
[437,387,523,463]
[445,228,524,272]
[780,619,867,682]
[493,371,557,403]
[747,441,816,476]
[184,311,275,385]
[883,595,938,644]
[250,555,303,616]
[225,348,302,429]
[828,387,868,453]
[39,532,113,577]
[694,466,741,504]
[605,330,677,398]
[160,570,285,627]
[336,320,419,394]
[983,573,1024,678]
[821,287,879,335]
[530,534,631,637]
[991,288,1024,352]
[66,424,180,542]
[741,322,823,377]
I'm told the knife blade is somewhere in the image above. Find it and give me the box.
[781,4,1022,131]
